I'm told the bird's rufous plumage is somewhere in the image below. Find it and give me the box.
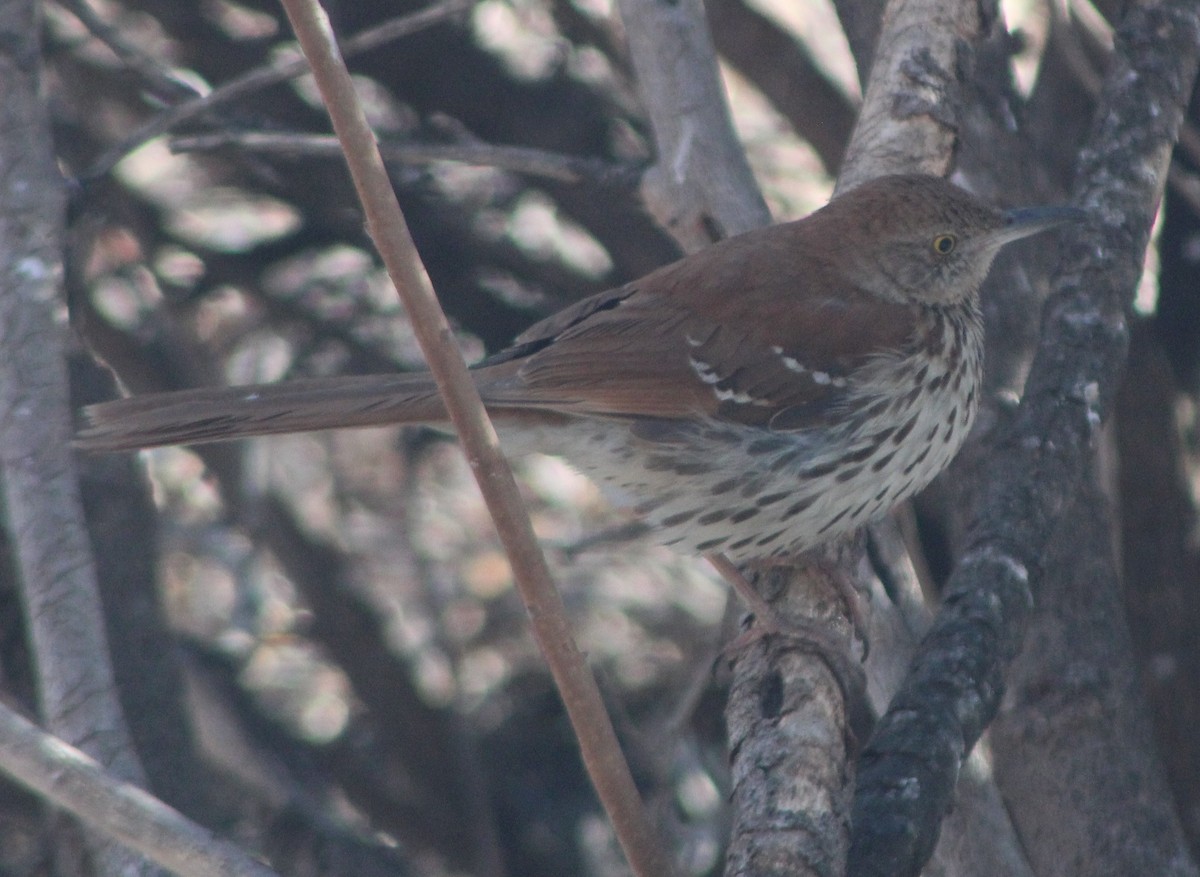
[78,175,1082,561]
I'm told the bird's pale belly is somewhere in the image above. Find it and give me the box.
[500,354,980,564]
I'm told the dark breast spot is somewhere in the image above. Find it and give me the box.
[747,436,791,456]
[861,397,890,421]
[635,497,667,515]
[740,479,766,498]
[660,510,697,527]
[893,415,919,446]
[782,497,816,519]
[817,507,850,534]
[730,507,760,524]
[755,529,787,547]
[871,450,897,472]
[835,465,864,483]
[925,312,947,356]
[843,444,878,464]
[755,491,792,508]
[710,477,741,496]
[902,447,931,475]
[769,450,803,472]
[800,460,838,479]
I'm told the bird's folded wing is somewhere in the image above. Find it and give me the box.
[479,269,918,432]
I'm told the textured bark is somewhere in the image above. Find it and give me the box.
[992,474,1195,877]
[835,0,983,194]
[850,3,1200,875]
[0,3,163,875]
[616,0,772,247]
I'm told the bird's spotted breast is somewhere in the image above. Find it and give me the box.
[507,303,983,563]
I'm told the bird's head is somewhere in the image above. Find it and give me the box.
[815,175,1085,307]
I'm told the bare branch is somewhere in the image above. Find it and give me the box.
[835,0,982,193]
[830,0,886,85]
[705,0,856,174]
[171,130,642,187]
[81,0,470,181]
[850,3,1200,874]
[55,0,200,101]
[0,2,167,873]
[610,0,880,873]
[0,700,279,877]
[615,0,771,247]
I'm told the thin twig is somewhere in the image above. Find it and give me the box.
[81,0,471,181]
[171,130,642,187]
[272,2,677,877]
[0,700,279,877]
[55,0,200,101]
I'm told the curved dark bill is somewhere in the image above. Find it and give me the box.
[1003,205,1089,235]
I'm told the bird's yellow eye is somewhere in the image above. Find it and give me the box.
[932,234,957,255]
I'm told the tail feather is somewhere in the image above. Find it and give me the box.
[76,373,450,452]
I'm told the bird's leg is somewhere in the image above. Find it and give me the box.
[706,552,785,634]
[706,553,866,716]
[807,558,870,660]
[709,552,869,657]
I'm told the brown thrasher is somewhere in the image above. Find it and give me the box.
[78,175,1081,564]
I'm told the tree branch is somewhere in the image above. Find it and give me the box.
[849,3,1200,874]
[835,0,980,194]
[171,130,642,188]
[81,0,470,181]
[0,699,279,877]
[615,0,771,247]
[0,3,169,874]
[705,0,856,174]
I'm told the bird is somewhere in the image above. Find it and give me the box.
[78,175,1082,565]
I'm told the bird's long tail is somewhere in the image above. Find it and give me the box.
[76,373,453,452]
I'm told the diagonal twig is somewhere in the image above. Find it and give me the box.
[0,699,279,877]
[81,0,470,182]
[272,2,678,876]
[56,0,201,102]
[171,129,642,187]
